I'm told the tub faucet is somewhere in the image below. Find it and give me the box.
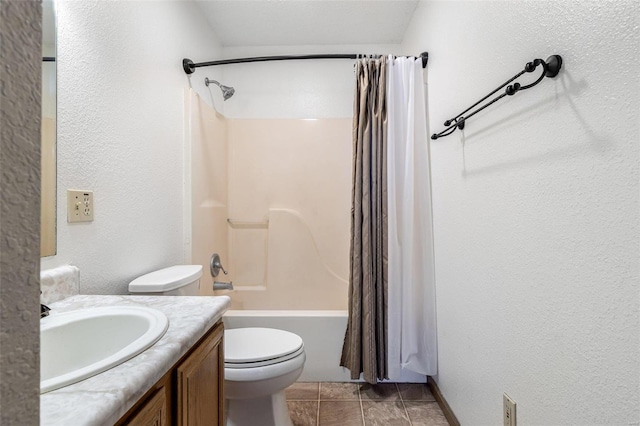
[213,281,234,291]
[210,253,228,277]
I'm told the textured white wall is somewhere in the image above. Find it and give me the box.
[403,1,639,424]
[0,1,41,422]
[220,44,402,119]
[41,1,224,294]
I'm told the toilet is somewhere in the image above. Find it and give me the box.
[129,265,306,426]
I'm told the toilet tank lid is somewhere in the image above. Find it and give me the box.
[129,265,202,293]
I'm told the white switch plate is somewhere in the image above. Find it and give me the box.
[503,393,517,426]
[67,190,94,223]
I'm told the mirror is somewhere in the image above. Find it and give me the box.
[41,0,56,257]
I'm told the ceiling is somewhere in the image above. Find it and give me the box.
[194,0,420,47]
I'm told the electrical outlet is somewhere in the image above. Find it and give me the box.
[67,190,94,223]
[503,393,516,426]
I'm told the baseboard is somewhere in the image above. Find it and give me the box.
[427,376,460,426]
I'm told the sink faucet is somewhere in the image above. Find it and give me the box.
[40,290,51,318]
[41,304,51,318]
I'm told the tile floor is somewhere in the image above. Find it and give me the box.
[285,382,449,426]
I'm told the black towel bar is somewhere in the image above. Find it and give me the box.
[431,54,562,140]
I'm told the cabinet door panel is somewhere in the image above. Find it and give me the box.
[125,387,167,426]
[177,322,224,426]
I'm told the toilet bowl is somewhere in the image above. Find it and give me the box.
[224,327,305,426]
[129,265,306,426]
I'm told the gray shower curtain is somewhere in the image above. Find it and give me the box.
[340,56,388,384]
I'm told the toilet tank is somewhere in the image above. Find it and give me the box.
[129,265,202,296]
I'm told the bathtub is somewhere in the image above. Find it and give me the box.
[223,310,353,382]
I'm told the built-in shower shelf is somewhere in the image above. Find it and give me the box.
[227,219,269,229]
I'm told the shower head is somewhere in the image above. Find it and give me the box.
[205,78,235,101]
[220,85,235,101]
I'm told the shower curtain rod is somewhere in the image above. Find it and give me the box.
[182,52,428,74]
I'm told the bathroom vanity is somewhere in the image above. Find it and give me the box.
[40,295,230,426]
[116,322,224,425]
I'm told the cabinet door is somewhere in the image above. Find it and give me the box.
[125,387,167,426]
[176,322,224,426]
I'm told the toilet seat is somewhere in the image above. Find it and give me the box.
[226,346,305,368]
[225,328,304,369]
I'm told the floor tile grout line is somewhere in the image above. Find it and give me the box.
[318,399,361,401]
[289,398,362,402]
[358,383,366,425]
[316,383,320,426]
[396,383,413,426]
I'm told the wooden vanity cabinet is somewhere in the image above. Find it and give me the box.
[125,387,168,426]
[176,321,224,425]
[117,321,224,426]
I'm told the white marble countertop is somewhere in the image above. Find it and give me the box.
[40,295,231,426]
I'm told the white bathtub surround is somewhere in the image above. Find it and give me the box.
[194,113,353,309]
[40,265,79,304]
[386,56,437,378]
[226,208,349,309]
[40,295,230,426]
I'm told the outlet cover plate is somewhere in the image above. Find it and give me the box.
[503,393,516,426]
[67,190,94,223]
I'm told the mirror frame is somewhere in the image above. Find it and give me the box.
[41,0,57,257]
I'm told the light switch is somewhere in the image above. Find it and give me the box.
[67,190,94,223]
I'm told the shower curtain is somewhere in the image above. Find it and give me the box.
[386,56,437,378]
[341,55,437,383]
[340,56,388,384]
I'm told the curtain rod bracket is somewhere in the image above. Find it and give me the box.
[420,52,429,68]
[183,58,195,75]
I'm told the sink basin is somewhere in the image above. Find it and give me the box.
[41,306,169,393]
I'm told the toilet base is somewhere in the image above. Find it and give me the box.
[226,390,292,426]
